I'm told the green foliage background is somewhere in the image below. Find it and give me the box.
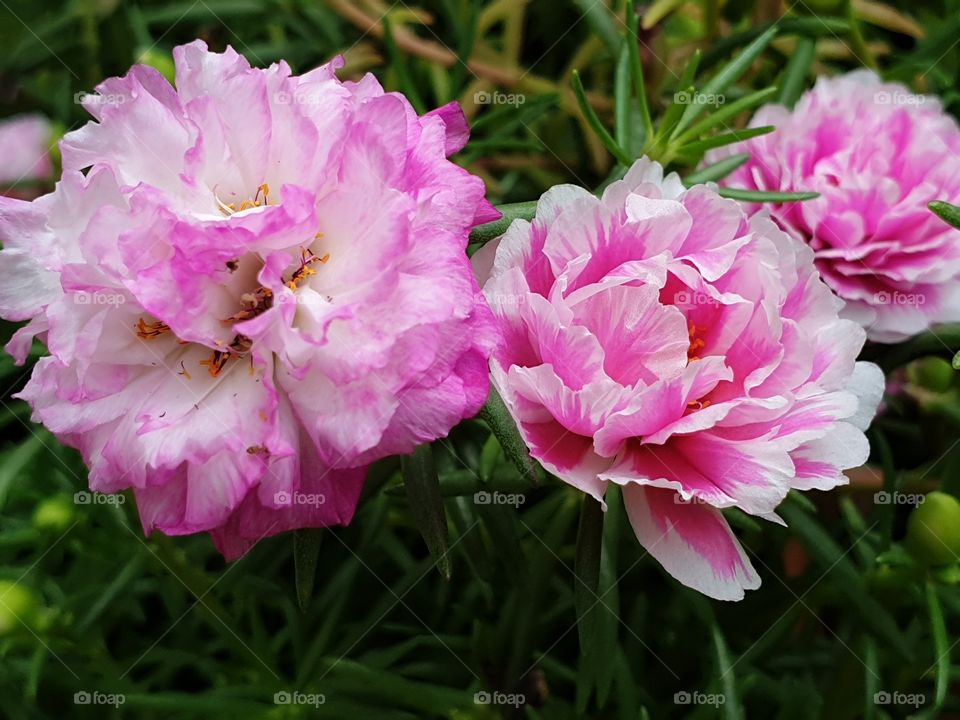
[1,0,960,718]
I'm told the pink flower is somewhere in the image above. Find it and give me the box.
[0,41,498,559]
[476,158,883,600]
[707,71,960,342]
[0,114,53,193]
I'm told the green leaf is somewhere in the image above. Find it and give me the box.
[573,0,623,56]
[382,15,426,114]
[572,69,633,166]
[575,493,619,713]
[0,434,45,513]
[683,153,750,185]
[469,201,539,245]
[478,386,541,486]
[676,125,775,159]
[780,496,914,660]
[642,0,686,29]
[674,86,778,145]
[778,37,816,108]
[870,428,897,551]
[672,25,778,137]
[930,200,960,230]
[700,18,847,70]
[293,528,323,611]
[658,50,703,139]
[401,444,451,579]
[863,637,879,720]
[626,0,655,143]
[614,44,634,156]
[717,188,818,202]
[927,583,949,712]
[712,623,744,720]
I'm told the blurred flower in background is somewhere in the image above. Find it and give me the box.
[0,113,53,197]
[710,71,960,342]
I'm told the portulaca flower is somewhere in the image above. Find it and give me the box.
[0,42,499,558]
[475,159,883,600]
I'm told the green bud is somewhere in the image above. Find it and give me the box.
[931,564,960,584]
[907,357,955,393]
[32,495,75,532]
[905,492,960,566]
[0,581,37,635]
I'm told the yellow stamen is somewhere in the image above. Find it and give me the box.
[199,350,229,377]
[137,318,170,340]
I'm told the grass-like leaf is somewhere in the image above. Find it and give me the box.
[672,25,778,137]
[683,153,751,185]
[675,125,775,159]
[930,200,960,229]
[778,37,816,108]
[572,69,633,166]
[401,444,451,579]
[717,187,818,202]
[780,497,914,660]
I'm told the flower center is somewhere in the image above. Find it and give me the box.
[216,183,271,215]
[686,323,711,411]
[134,185,331,378]
[687,323,706,361]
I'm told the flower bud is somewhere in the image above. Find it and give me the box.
[0,581,37,635]
[32,495,75,532]
[905,492,960,566]
[907,357,955,393]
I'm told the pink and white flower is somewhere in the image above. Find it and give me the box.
[476,158,883,600]
[0,41,498,559]
[707,70,960,342]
